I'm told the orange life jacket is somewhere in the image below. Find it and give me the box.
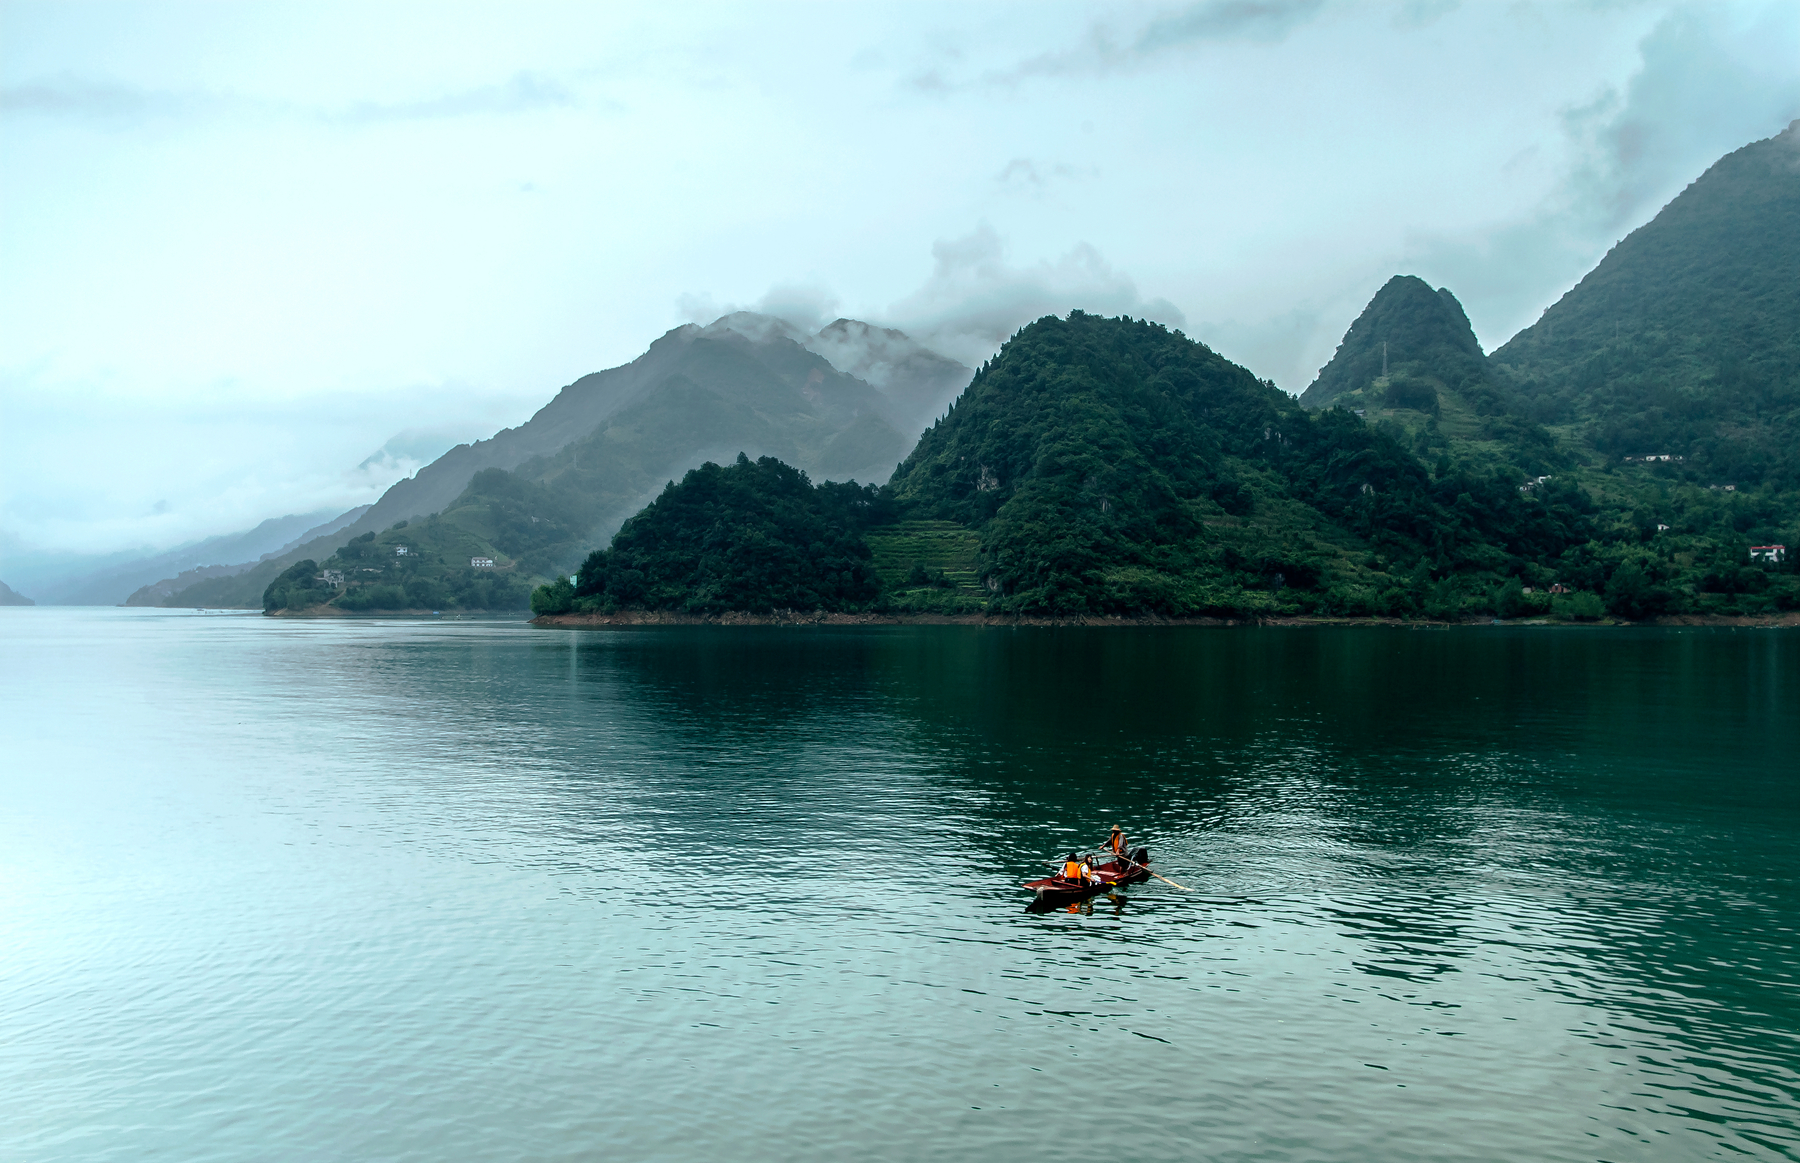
[1110,833,1125,855]
[1063,860,1083,880]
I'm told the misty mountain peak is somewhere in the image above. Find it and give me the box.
[699,312,809,346]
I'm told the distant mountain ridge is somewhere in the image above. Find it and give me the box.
[0,579,34,606]
[149,313,971,609]
[123,506,369,606]
[13,507,357,606]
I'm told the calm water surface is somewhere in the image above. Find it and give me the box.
[2,609,1797,1161]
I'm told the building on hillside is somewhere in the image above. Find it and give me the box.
[317,570,344,586]
[471,557,495,568]
[395,546,410,556]
[1548,583,1571,594]
[1656,523,1670,532]
[1750,545,1787,563]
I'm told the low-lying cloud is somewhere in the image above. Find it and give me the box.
[885,223,1187,366]
[0,70,583,128]
[915,0,1326,90]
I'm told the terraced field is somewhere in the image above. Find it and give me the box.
[864,519,983,592]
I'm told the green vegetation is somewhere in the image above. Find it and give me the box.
[262,516,536,613]
[885,310,1608,617]
[532,454,891,616]
[862,520,988,613]
[531,300,1797,623]
[1492,120,1800,489]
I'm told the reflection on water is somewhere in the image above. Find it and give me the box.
[2,611,1796,1162]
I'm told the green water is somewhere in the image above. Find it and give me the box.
[3,610,1797,1160]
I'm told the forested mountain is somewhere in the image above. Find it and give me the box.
[1491,118,1800,485]
[1300,275,1487,412]
[1298,276,1562,478]
[884,311,1592,615]
[164,314,969,610]
[531,454,890,616]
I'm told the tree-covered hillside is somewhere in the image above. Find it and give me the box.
[532,454,891,616]
[1300,275,1487,412]
[888,311,1598,616]
[1492,119,1800,486]
[262,510,539,613]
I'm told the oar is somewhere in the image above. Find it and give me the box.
[1041,856,1194,893]
[1115,855,1195,892]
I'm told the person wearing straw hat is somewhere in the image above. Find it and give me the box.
[1104,825,1128,861]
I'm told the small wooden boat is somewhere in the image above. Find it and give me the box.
[1023,847,1151,906]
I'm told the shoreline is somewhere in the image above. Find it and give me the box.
[527,609,1800,629]
[240,605,1800,628]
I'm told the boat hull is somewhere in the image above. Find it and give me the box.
[1022,850,1152,905]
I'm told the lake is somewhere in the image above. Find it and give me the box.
[3,609,1797,1161]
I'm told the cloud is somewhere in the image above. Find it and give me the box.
[326,72,577,125]
[752,283,841,334]
[1401,2,1800,349]
[0,71,581,128]
[1134,0,1327,51]
[1558,5,1800,233]
[995,158,1096,188]
[0,76,257,123]
[885,223,1186,365]
[927,0,1324,89]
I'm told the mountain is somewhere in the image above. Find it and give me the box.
[194,314,969,612]
[515,454,888,617]
[532,310,1604,620]
[0,579,34,606]
[1288,122,1800,618]
[887,312,1586,616]
[1298,275,1564,476]
[122,506,370,607]
[320,312,969,543]
[1491,118,1800,485]
[1299,275,1487,412]
[12,507,352,606]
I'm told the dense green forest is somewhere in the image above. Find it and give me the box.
[532,454,891,615]
[1492,119,1800,488]
[532,296,1796,621]
[882,311,1613,617]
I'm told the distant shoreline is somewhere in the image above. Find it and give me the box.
[528,610,1800,630]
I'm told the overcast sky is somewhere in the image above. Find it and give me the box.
[3,0,1797,560]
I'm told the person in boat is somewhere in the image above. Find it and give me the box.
[1062,852,1085,883]
[1105,825,1128,861]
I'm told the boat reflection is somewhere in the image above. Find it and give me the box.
[1025,890,1131,916]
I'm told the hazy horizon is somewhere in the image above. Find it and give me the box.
[4,0,1798,562]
